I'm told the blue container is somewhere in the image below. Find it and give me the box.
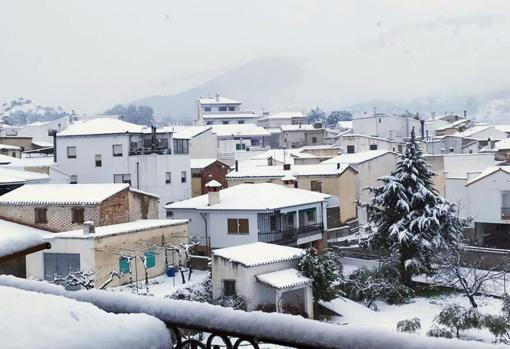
[166,266,176,277]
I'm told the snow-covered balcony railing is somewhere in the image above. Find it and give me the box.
[502,207,510,220]
[0,275,488,349]
[258,223,323,245]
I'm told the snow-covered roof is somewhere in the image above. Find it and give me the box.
[191,158,221,169]
[202,113,257,120]
[6,155,55,168]
[0,183,129,206]
[0,167,49,184]
[57,118,153,136]
[465,166,510,186]
[280,124,318,132]
[169,126,211,139]
[434,118,470,131]
[495,138,510,151]
[0,143,21,150]
[259,111,305,120]
[0,154,15,164]
[49,219,188,239]
[165,183,330,211]
[454,125,498,138]
[321,150,393,165]
[211,124,271,137]
[205,180,222,188]
[213,242,304,267]
[0,285,171,348]
[495,124,510,134]
[250,148,318,164]
[337,121,353,129]
[0,219,49,258]
[256,268,311,289]
[226,163,352,179]
[32,141,53,148]
[199,96,241,105]
[342,133,394,142]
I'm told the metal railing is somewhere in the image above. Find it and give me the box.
[258,223,323,244]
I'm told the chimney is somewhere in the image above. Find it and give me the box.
[463,110,467,119]
[281,174,297,188]
[337,163,340,170]
[48,129,57,162]
[205,180,222,206]
[235,160,239,172]
[420,119,425,140]
[215,94,220,102]
[83,221,95,235]
[267,156,273,166]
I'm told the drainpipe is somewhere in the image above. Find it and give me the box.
[48,129,57,162]
[136,162,140,189]
[199,212,210,255]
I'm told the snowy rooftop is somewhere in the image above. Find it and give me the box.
[6,155,55,168]
[0,143,21,150]
[49,219,188,239]
[454,125,502,139]
[433,118,470,131]
[213,242,304,267]
[495,138,510,151]
[321,150,393,165]
[495,124,510,134]
[0,183,129,205]
[57,118,163,137]
[199,96,241,105]
[202,113,257,120]
[32,141,53,148]
[337,121,353,129]
[280,124,318,132]
[256,268,311,289]
[259,111,305,120]
[169,126,211,139]
[250,148,318,164]
[226,163,351,179]
[0,219,48,258]
[165,183,330,211]
[0,154,15,164]
[211,124,271,137]
[465,166,510,186]
[191,158,220,169]
[0,285,170,348]
[0,167,49,184]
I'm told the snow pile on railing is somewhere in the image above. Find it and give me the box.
[0,276,503,349]
[0,284,170,349]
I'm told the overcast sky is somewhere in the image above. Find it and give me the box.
[1,0,510,113]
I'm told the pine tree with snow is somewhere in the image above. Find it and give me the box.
[364,128,466,286]
[298,248,342,302]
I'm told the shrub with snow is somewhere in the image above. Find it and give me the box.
[298,248,342,302]
[426,325,454,339]
[167,274,212,303]
[434,303,483,338]
[215,295,247,311]
[396,317,421,334]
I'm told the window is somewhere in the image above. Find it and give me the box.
[71,208,84,224]
[95,154,102,167]
[227,218,249,235]
[236,143,246,151]
[206,121,212,125]
[219,106,227,112]
[204,106,211,112]
[347,145,355,153]
[67,146,77,159]
[69,175,78,184]
[112,144,123,157]
[114,174,131,185]
[35,208,47,224]
[238,120,245,124]
[166,210,174,218]
[222,120,229,125]
[119,256,130,274]
[369,144,378,150]
[223,280,236,296]
[311,180,322,193]
[181,171,187,183]
[397,144,403,153]
[312,137,317,144]
[165,172,171,184]
[173,139,189,154]
[11,151,16,157]
[44,253,80,289]
[144,251,156,268]
[228,106,235,111]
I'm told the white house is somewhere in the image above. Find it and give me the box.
[257,112,306,128]
[196,95,258,125]
[462,166,510,248]
[336,133,403,154]
[16,116,71,143]
[455,124,507,142]
[170,126,217,159]
[423,135,479,155]
[212,242,313,317]
[55,118,191,217]
[165,182,330,250]
[352,113,422,142]
[280,124,325,148]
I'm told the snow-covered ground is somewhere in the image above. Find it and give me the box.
[110,269,209,298]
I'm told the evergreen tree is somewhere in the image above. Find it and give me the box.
[298,248,342,302]
[364,128,466,286]
[305,107,326,125]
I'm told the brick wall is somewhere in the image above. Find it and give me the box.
[99,189,130,226]
[0,205,100,232]
[128,191,159,221]
[199,161,229,195]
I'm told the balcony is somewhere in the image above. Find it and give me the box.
[0,275,476,349]
[502,207,510,220]
[258,223,324,245]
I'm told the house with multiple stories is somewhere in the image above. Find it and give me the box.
[352,113,422,142]
[196,95,258,125]
[336,133,403,154]
[0,184,159,232]
[257,111,306,128]
[55,118,191,216]
[165,182,330,251]
[280,124,325,148]
[170,126,217,159]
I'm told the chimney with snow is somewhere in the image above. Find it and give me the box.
[83,221,95,235]
[281,174,297,188]
[205,180,222,206]
[215,94,220,102]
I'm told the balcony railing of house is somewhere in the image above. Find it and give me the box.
[0,276,486,349]
[258,223,324,245]
[502,207,510,220]
[129,147,172,155]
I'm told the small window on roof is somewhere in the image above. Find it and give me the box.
[71,207,84,224]
[67,146,77,159]
[347,145,355,154]
[35,208,47,224]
